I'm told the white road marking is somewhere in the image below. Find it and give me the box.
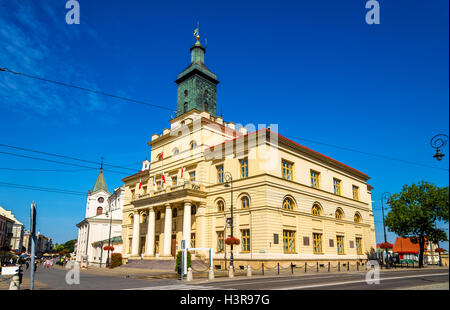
[125,284,233,290]
[280,273,448,290]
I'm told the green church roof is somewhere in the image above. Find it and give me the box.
[92,169,108,193]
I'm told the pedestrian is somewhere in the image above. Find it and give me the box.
[26,261,29,270]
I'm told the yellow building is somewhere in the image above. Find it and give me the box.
[121,34,376,268]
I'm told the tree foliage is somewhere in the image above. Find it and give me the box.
[385,181,449,267]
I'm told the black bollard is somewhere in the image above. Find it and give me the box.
[262,263,264,276]
[347,261,349,271]
[277,263,280,275]
[291,263,294,275]
[338,262,340,271]
[317,262,319,272]
[305,262,307,273]
[328,262,330,272]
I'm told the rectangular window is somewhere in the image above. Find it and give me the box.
[333,178,341,195]
[191,233,196,248]
[240,158,249,178]
[142,186,147,194]
[311,170,320,189]
[172,177,177,186]
[241,229,250,253]
[313,233,323,254]
[189,171,196,183]
[337,235,345,255]
[352,185,359,200]
[283,230,296,254]
[282,160,293,181]
[217,231,224,252]
[356,237,363,255]
[217,165,224,184]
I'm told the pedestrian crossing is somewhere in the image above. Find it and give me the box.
[125,284,231,290]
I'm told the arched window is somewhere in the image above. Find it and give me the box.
[241,197,250,209]
[142,213,148,224]
[156,211,161,220]
[204,102,208,111]
[354,212,362,223]
[217,200,224,212]
[184,90,188,97]
[96,207,103,216]
[173,208,178,217]
[183,102,188,113]
[335,208,344,220]
[173,148,179,156]
[312,203,322,216]
[283,197,294,210]
[191,205,197,215]
[129,214,134,224]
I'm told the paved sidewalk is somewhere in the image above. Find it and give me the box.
[0,275,48,290]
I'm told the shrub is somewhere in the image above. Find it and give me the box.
[175,251,191,274]
[110,253,122,268]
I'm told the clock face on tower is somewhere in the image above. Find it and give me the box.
[98,197,104,203]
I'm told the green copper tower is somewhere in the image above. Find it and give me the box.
[175,32,219,117]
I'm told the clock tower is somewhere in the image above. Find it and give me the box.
[175,32,219,117]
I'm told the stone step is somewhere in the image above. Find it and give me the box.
[121,258,209,271]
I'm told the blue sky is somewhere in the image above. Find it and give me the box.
[0,0,448,247]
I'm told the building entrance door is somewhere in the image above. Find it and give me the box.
[171,235,177,257]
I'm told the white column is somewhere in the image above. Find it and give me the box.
[163,204,172,256]
[131,210,140,256]
[197,203,207,249]
[146,207,155,256]
[183,201,192,247]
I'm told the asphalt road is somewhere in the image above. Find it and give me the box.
[21,266,448,290]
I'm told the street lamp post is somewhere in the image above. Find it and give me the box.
[224,172,234,271]
[430,134,449,161]
[105,204,113,268]
[381,192,391,268]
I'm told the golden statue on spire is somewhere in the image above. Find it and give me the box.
[193,22,200,43]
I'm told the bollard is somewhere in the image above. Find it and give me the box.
[228,268,234,278]
[328,262,330,272]
[277,263,280,275]
[357,262,359,271]
[208,267,215,280]
[347,261,349,271]
[338,262,340,271]
[262,263,264,276]
[406,261,409,268]
[316,262,319,272]
[186,267,193,282]
[291,263,294,275]
[246,265,252,277]
[9,275,20,290]
[304,262,307,273]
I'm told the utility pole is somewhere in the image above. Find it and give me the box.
[106,202,113,268]
[381,192,391,268]
[30,202,37,290]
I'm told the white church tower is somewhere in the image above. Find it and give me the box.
[76,165,124,267]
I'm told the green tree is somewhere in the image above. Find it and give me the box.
[385,182,449,268]
[63,239,76,253]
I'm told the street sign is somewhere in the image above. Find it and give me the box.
[1,266,19,275]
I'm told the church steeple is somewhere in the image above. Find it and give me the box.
[175,28,219,117]
[92,163,108,193]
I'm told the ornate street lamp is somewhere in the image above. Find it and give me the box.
[105,203,113,268]
[381,192,391,268]
[430,134,448,161]
[224,172,234,270]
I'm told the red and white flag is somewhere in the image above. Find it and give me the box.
[161,172,166,184]
[152,176,157,191]
[138,178,142,189]
[159,152,164,161]
[180,167,184,179]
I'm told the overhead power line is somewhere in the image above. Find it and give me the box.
[0,143,136,172]
[0,67,174,112]
[0,182,85,196]
[282,134,449,172]
[0,167,92,172]
[0,150,128,175]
